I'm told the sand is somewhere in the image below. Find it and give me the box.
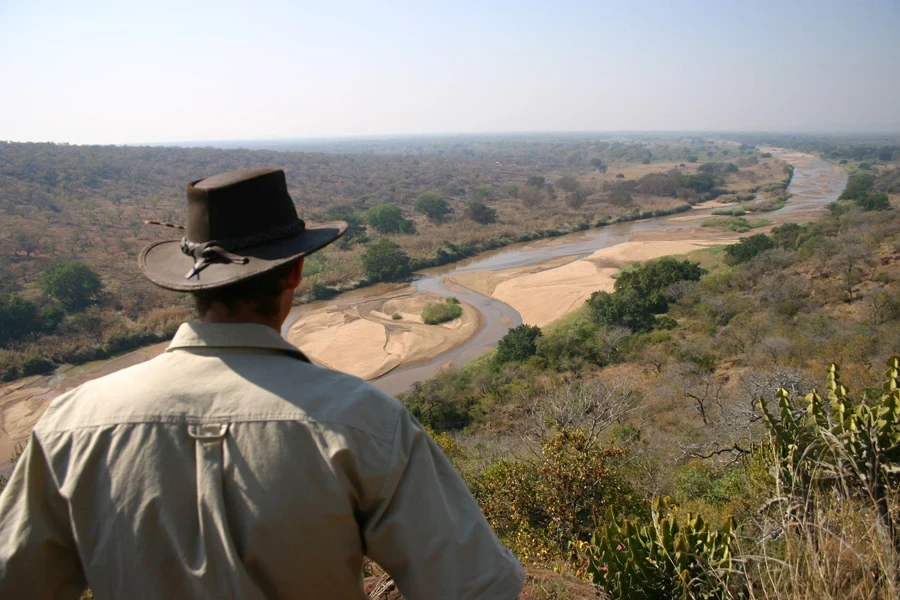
[455,237,732,327]
[287,291,482,380]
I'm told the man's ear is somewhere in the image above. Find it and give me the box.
[286,258,304,289]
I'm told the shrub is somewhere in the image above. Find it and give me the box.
[464,201,497,224]
[701,216,769,232]
[856,192,891,211]
[495,324,542,364]
[21,354,56,376]
[365,203,411,234]
[839,173,875,201]
[475,429,643,561]
[711,207,746,217]
[391,312,401,320]
[421,299,463,324]
[724,233,776,265]
[39,261,102,311]
[0,295,42,345]
[361,238,411,282]
[413,192,452,223]
[399,369,475,431]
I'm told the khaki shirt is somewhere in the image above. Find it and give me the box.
[0,323,523,599]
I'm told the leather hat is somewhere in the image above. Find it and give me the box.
[138,168,347,291]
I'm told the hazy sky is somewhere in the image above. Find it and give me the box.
[1,0,898,144]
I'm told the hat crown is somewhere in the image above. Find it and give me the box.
[186,168,299,243]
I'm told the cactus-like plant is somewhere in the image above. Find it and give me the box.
[757,357,900,546]
[587,497,735,599]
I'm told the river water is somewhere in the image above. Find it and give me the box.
[332,150,847,395]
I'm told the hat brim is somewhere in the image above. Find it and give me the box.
[138,221,348,291]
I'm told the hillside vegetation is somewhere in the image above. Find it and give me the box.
[0,137,786,381]
[398,190,900,597]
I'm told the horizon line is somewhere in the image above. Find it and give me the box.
[3,128,900,149]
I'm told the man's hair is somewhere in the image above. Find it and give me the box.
[192,260,299,318]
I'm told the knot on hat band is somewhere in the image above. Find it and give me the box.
[180,219,306,280]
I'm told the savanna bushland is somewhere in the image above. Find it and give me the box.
[2,133,900,598]
[396,135,900,598]
[0,136,785,380]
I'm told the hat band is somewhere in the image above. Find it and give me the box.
[180,219,306,280]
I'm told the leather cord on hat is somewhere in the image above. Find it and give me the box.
[179,219,306,279]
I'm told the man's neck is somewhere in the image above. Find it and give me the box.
[200,306,284,334]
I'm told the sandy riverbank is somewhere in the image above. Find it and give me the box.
[451,234,738,327]
[287,288,482,380]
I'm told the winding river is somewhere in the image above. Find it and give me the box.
[285,149,848,395]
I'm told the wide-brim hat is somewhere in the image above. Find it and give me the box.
[139,168,347,291]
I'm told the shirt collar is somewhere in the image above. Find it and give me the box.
[167,322,310,363]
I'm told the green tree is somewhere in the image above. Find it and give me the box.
[770,223,803,249]
[857,192,891,211]
[839,173,874,201]
[465,201,497,224]
[555,175,580,194]
[614,257,704,313]
[361,238,411,282]
[527,175,545,188]
[494,324,542,364]
[325,205,368,248]
[0,295,41,345]
[724,233,776,265]
[365,203,406,234]
[586,289,656,333]
[39,261,102,311]
[413,192,452,223]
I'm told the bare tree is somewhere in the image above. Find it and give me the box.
[524,377,641,446]
[672,364,728,426]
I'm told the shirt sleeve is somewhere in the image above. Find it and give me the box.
[361,410,524,600]
[0,432,86,599]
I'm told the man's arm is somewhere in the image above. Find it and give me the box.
[361,410,524,600]
[0,432,86,599]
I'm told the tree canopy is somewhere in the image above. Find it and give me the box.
[465,201,498,225]
[39,261,102,311]
[494,324,542,364]
[361,238,411,282]
[365,203,410,234]
[413,192,452,223]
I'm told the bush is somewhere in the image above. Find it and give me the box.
[365,203,412,234]
[475,429,643,560]
[399,369,476,431]
[421,299,463,324]
[413,192,452,223]
[839,173,875,201]
[21,354,56,376]
[495,324,542,364]
[464,201,497,224]
[724,233,776,265]
[711,207,746,217]
[39,261,102,311]
[391,312,401,320]
[701,216,769,232]
[587,289,656,333]
[361,238,411,282]
[0,294,42,345]
[856,192,891,211]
